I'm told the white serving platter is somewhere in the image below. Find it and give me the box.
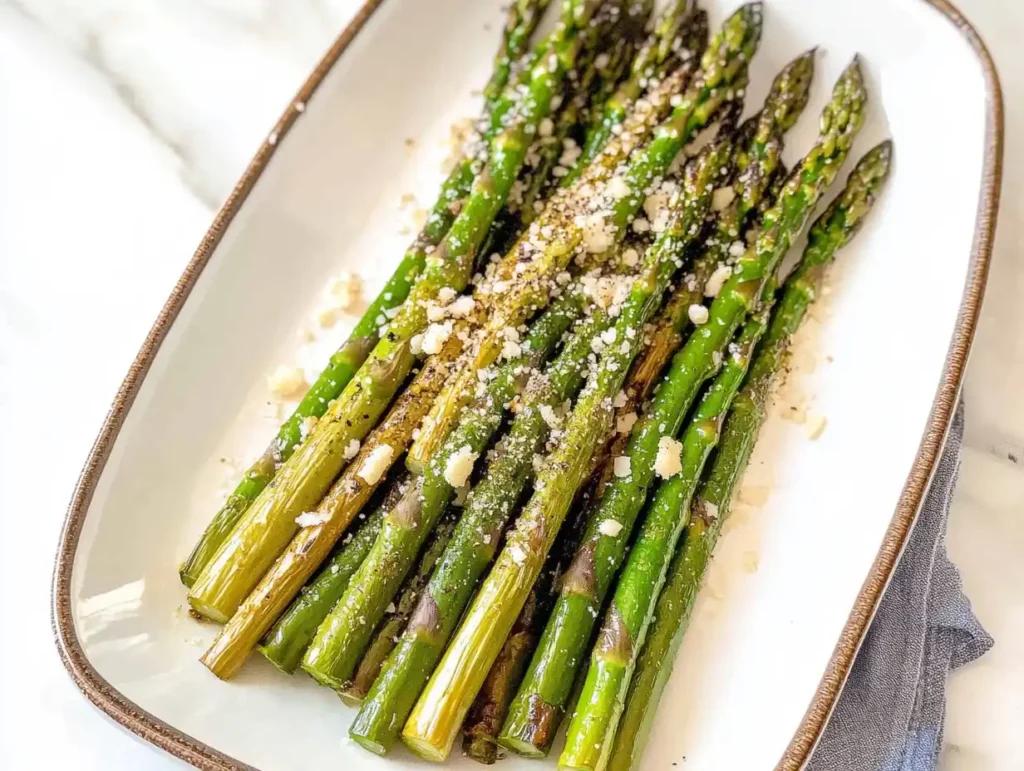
[53,0,1002,769]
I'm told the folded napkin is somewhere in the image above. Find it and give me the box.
[808,403,993,771]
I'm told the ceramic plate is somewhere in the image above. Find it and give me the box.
[53,0,1002,769]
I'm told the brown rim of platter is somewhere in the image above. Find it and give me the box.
[50,1,1004,769]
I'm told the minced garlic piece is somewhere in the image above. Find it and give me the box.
[357,444,394,485]
[621,247,640,268]
[654,436,683,479]
[444,444,478,488]
[343,439,361,460]
[598,519,623,537]
[509,544,527,565]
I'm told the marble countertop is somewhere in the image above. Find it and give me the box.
[0,1,1020,768]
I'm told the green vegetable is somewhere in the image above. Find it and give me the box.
[606,140,893,771]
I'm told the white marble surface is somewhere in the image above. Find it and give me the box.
[0,1,1019,769]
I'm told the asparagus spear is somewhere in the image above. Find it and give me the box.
[566,0,698,184]
[405,3,760,476]
[559,286,777,771]
[402,134,737,763]
[607,141,893,771]
[188,0,607,624]
[462,491,592,764]
[481,0,651,264]
[486,1,555,114]
[196,16,723,678]
[463,590,546,764]
[200,329,460,677]
[500,51,814,756]
[405,54,866,762]
[348,301,614,754]
[299,287,593,691]
[202,284,585,679]
[340,510,458,707]
[257,476,402,674]
[177,0,552,589]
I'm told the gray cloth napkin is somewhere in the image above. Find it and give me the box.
[808,403,993,771]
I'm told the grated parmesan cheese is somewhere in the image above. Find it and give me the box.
[688,304,709,325]
[295,510,329,528]
[300,415,319,440]
[654,436,683,479]
[357,444,394,485]
[449,295,475,318]
[444,444,478,488]
[421,321,453,355]
[704,264,733,298]
[509,544,527,565]
[267,365,306,398]
[613,455,632,478]
[616,411,638,435]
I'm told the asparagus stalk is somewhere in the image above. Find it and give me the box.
[402,134,737,762]
[340,510,458,707]
[300,289,591,690]
[201,13,737,679]
[462,590,546,764]
[559,286,777,771]
[500,51,815,756]
[177,0,552,589]
[567,0,699,184]
[461,490,592,765]
[485,1,555,114]
[348,302,613,754]
[405,54,867,762]
[200,329,460,677]
[607,141,893,771]
[405,3,760,476]
[197,60,690,677]
[188,0,606,624]
[482,0,651,263]
[257,475,403,674]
